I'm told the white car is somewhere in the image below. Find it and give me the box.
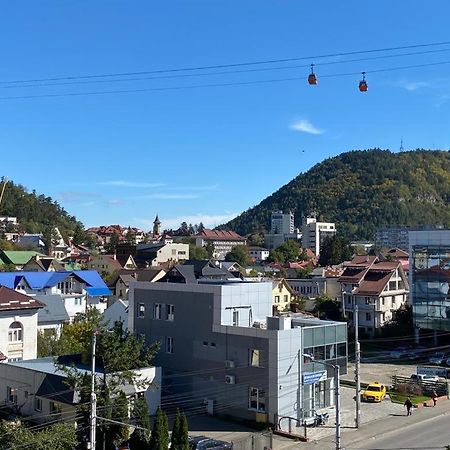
[410,373,439,383]
[429,352,446,365]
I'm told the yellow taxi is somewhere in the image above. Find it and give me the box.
[361,382,387,402]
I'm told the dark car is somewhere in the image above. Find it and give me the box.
[189,436,233,450]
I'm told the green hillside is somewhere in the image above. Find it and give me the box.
[221,149,450,240]
[0,180,82,240]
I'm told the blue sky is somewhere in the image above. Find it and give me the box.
[1,1,450,231]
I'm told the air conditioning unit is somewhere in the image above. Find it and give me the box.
[225,360,235,369]
[225,375,235,384]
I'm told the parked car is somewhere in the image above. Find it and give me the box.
[361,382,387,402]
[189,436,233,450]
[410,373,439,383]
[407,346,428,361]
[429,352,446,365]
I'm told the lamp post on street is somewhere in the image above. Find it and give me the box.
[303,354,341,450]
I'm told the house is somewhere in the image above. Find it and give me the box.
[0,270,111,319]
[159,260,236,283]
[86,254,123,277]
[35,294,70,338]
[129,280,347,428]
[248,247,270,263]
[111,268,166,300]
[0,286,44,362]
[0,250,46,270]
[134,241,189,268]
[339,256,409,336]
[116,254,137,270]
[0,356,161,423]
[194,229,246,261]
[272,278,296,314]
[16,234,46,252]
[23,256,65,272]
[288,267,344,300]
[103,299,129,330]
[49,227,71,260]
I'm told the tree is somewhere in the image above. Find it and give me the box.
[268,240,304,264]
[247,232,264,247]
[225,245,250,266]
[180,222,189,235]
[71,223,85,246]
[197,222,205,233]
[178,412,189,450]
[381,304,413,337]
[149,407,169,450]
[105,232,120,254]
[171,409,181,450]
[313,294,345,321]
[108,391,130,448]
[189,244,209,260]
[42,225,60,256]
[205,242,215,258]
[129,396,152,450]
[318,235,353,266]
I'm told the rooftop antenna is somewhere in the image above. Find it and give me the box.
[399,137,404,152]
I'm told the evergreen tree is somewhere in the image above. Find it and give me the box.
[179,412,189,450]
[109,391,130,448]
[129,396,152,450]
[225,245,250,266]
[318,235,353,266]
[149,407,169,450]
[171,409,181,449]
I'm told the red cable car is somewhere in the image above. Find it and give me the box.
[359,72,368,92]
[308,64,317,85]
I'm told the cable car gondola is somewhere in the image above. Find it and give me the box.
[308,64,317,85]
[359,72,368,92]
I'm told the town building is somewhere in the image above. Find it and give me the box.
[409,229,450,333]
[194,229,246,260]
[23,256,65,272]
[0,286,44,362]
[16,234,46,252]
[103,299,129,330]
[134,241,189,268]
[159,260,235,283]
[248,247,270,263]
[302,217,336,256]
[86,254,123,276]
[0,356,161,423]
[375,226,410,252]
[272,279,296,314]
[35,294,70,338]
[338,256,409,337]
[111,268,166,300]
[0,250,46,270]
[264,211,302,250]
[129,280,347,428]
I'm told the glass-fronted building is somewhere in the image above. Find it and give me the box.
[410,230,450,331]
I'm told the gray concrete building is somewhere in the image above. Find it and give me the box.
[129,280,347,429]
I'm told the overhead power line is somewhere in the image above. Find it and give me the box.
[1,40,450,85]
[1,58,450,101]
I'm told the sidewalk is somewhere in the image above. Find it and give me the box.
[300,396,450,449]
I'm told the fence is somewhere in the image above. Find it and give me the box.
[391,375,448,397]
[231,432,273,450]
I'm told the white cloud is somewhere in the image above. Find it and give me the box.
[398,80,430,91]
[98,180,165,188]
[290,119,324,135]
[133,212,238,230]
[133,193,200,200]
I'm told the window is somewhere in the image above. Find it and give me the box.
[165,337,174,354]
[365,297,372,305]
[153,304,162,320]
[313,346,325,361]
[7,387,17,404]
[210,342,216,348]
[8,322,23,342]
[366,313,372,321]
[34,397,42,412]
[389,281,396,291]
[138,303,145,318]
[166,304,174,321]
[284,295,288,302]
[248,387,266,412]
[381,298,385,306]
[232,310,239,326]
[249,349,264,367]
[325,344,336,359]
[203,341,208,347]
[75,298,82,306]
[274,295,280,303]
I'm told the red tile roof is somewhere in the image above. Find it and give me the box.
[196,229,245,241]
[0,286,45,312]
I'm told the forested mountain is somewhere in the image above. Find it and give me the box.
[0,180,82,239]
[221,150,450,240]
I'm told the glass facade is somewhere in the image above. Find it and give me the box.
[412,245,450,330]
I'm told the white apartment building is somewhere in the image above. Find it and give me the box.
[248,247,270,262]
[302,217,336,256]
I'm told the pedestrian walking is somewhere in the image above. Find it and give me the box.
[404,397,413,416]
[432,390,437,407]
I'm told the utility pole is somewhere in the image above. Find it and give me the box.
[355,305,361,428]
[89,331,98,450]
[0,177,8,210]
[335,364,341,450]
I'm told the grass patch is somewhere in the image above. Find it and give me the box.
[388,392,430,406]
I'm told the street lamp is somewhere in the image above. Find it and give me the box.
[303,354,341,450]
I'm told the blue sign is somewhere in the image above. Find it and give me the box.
[303,370,327,385]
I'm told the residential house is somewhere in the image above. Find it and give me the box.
[116,254,137,270]
[0,250,46,270]
[272,279,296,314]
[35,294,70,338]
[0,286,44,362]
[86,254,123,277]
[339,256,409,336]
[159,260,236,283]
[23,256,65,272]
[111,268,166,301]
[248,247,270,263]
[0,356,161,423]
[134,241,189,268]
[16,234,46,252]
[129,280,347,428]
[194,229,246,261]
[0,270,111,319]
[103,299,129,330]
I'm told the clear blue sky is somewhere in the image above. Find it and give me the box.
[1,1,449,231]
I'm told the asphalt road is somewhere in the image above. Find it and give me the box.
[355,412,450,449]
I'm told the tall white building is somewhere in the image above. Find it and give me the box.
[270,211,294,234]
[302,217,336,256]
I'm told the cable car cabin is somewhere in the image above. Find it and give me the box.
[308,73,317,85]
[359,80,368,92]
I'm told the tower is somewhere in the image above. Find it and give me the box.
[153,215,161,236]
